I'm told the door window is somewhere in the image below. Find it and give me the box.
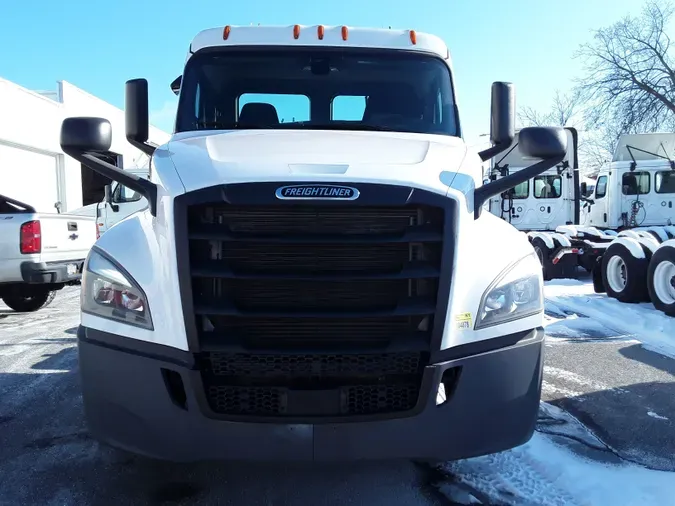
[533,175,562,199]
[595,176,608,199]
[508,181,529,199]
[655,171,675,194]
[622,171,650,195]
[113,184,142,203]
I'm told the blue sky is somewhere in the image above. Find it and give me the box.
[1,0,641,142]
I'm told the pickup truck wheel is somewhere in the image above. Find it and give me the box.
[601,243,649,303]
[1,290,56,312]
[647,245,675,317]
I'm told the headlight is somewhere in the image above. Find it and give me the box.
[475,252,543,330]
[81,248,153,330]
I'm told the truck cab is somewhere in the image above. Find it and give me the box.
[487,127,579,231]
[59,25,567,463]
[585,133,675,229]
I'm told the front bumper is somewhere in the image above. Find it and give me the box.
[21,260,84,284]
[77,326,545,462]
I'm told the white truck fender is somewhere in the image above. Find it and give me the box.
[527,231,555,249]
[608,237,647,259]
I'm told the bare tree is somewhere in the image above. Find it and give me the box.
[580,123,623,174]
[518,90,583,128]
[575,1,675,134]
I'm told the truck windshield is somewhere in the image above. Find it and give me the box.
[176,49,459,137]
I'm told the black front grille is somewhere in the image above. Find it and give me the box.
[206,351,424,379]
[183,194,448,419]
[202,351,425,416]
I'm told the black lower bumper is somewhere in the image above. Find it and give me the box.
[21,260,84,284]
[77,326,545,462]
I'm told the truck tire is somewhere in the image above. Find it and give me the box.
[1,290,57,312]
[531,237,554,281]
[601,243,649,303]
[647,245,675,317]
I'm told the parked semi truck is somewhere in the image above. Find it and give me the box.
[60,25,568,462]
[487,131,675,317]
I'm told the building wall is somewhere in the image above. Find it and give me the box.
[0,78,170,212]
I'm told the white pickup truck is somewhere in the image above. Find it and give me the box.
[0,194,97,312]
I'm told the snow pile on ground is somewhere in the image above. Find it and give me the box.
[442,404,675,506]
[544,279,675,359]
[447,432,675,506]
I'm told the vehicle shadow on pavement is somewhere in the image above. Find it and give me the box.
[619,344,675,377]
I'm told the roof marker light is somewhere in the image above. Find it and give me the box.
[317,25,325,40]
[409,30,417,45]
[341,25,348,41]
[223,25,231,40]
[293,24,301,39]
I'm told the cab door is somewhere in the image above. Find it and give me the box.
[587,174,609,227]
[106,184,148,230]
[619,171,652,227]
[531,173,566,227]
[655,170,675,222]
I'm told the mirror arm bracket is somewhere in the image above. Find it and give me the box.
[473,153,565,219]
[478,141,513,162]
[128,138,156,157]
[63,148,158,216]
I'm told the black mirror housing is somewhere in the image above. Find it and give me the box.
[518,126,567,160]
[490,82,515,146]
[126,79,151,148]
[580,182,588,196]
[478,82,515,162]
[60,117,112,153]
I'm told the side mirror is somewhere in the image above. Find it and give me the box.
[170,75,182,96]
[54,201,62,214]
[580,182,587,196]
[478,82,515,162]
[103,184,119,212]
[104,184,113,204]
[60,113,158,216]
[490,82,515,146]
[60,117,112,153]
[125,79,154,156]
[474,126,567,218]
[518,127,567,160]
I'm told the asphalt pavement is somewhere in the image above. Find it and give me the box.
[0,286,674,505]
[543,306,675,472]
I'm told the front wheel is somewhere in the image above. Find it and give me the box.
[601,243,649,303]
[1,290,57,312]
[647,245,675,317]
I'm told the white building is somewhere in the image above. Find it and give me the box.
[0,78,169,213]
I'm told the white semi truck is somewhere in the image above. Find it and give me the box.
[60,25,568,462]
[487,131,675,317]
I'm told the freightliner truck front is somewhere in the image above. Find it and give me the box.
[60,25,567,462]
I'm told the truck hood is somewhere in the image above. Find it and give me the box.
[165,130,471,195]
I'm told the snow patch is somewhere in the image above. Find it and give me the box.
[544,279,675,359]
[447,423,675,505]
[647,411,669,421]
